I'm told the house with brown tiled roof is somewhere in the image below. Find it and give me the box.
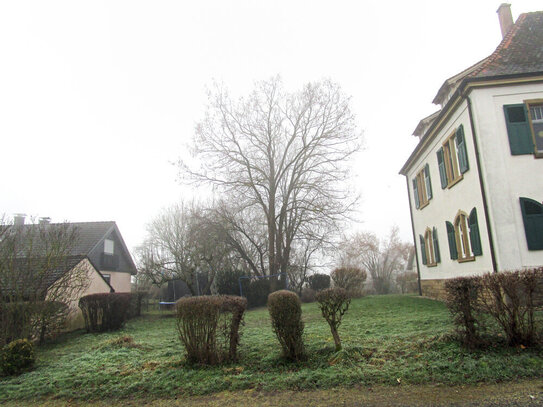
[400,4,543,299]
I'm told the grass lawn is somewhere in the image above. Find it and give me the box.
[1,295,543,403]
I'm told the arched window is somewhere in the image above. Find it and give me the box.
[446,208,481,262]
[454,211,473,261]
[419,227,440,267]
[520,197,543,250]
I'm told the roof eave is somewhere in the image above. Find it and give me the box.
[400,71,543,175]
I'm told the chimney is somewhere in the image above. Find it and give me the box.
[497,3,513,38]
[39,217,51,225]
[13,213,26,226]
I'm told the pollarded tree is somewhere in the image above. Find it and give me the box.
[180,77,361,287]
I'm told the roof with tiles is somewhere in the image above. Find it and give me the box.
[471,12,543,79]
[432,10,543,107]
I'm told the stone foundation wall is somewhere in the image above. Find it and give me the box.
[421,279,447,301]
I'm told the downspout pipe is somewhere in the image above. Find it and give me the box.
[405,176,423,295]
[466,96,499,273]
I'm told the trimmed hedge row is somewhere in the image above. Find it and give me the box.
[445,268,543,348]
[79,293,132,332]
[0,301,68,346]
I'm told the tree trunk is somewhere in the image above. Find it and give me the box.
[331,328,342,351]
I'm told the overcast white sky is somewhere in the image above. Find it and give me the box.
[1,0,541,253]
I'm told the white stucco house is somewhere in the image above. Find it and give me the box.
[400,4,543,299]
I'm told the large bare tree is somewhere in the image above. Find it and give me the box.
[180,77,361,287]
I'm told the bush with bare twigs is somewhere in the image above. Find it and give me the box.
[316,288,351,351]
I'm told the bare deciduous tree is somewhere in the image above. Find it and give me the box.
[136,203,232,296]
[180,77,361,288]
[0,216,90,343]
[338,227,411,295]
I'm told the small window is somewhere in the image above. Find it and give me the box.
[438,125,469,189]
[102,273,111,285]
[412,164,432,209]
[104,239,114,255]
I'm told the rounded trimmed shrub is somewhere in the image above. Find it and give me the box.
[176,295,247,364]
[307,273,331,292]
[1,339,35,376]
[267,290,305,361]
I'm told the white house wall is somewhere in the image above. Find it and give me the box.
[470,83,543,270]
[407,100,494,282]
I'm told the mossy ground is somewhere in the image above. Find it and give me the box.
[1,295,542,403]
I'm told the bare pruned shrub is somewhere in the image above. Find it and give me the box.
[330,267,367,297]
[478,268,543,346]
[176,295,246,365]
[316,288,351,351]
[444,277,485,349]
[267,290,305,361]
[79,293,131,333]
[218,296,247,362]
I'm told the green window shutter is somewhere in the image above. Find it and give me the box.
[433,227,441,263]
[424,164,432,200]
[520,197,543,250]
[468,208,482,256]
[436,148,448,189]
[446,221,458,260]
[419,235,427,265]
[503,104,534,155]
[412,179,420,209]
[455,125,469,174]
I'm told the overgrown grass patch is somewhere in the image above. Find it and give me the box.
[1,295,542,402]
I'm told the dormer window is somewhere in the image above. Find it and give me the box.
[104,239,114,255]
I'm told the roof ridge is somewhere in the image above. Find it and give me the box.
[470,13,527,77]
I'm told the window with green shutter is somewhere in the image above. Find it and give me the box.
[432,226,441,263]
[503,104,534,155]
[436,148,448,189]
[520,197,543,250]
[468,208,482,256]
[419,235,427,265]
[441,127,466,188]
[424,164,432,200]
[412,179,420,209]
[455,125,469,174]
[413,165,431,210]
[446,221,458,260]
